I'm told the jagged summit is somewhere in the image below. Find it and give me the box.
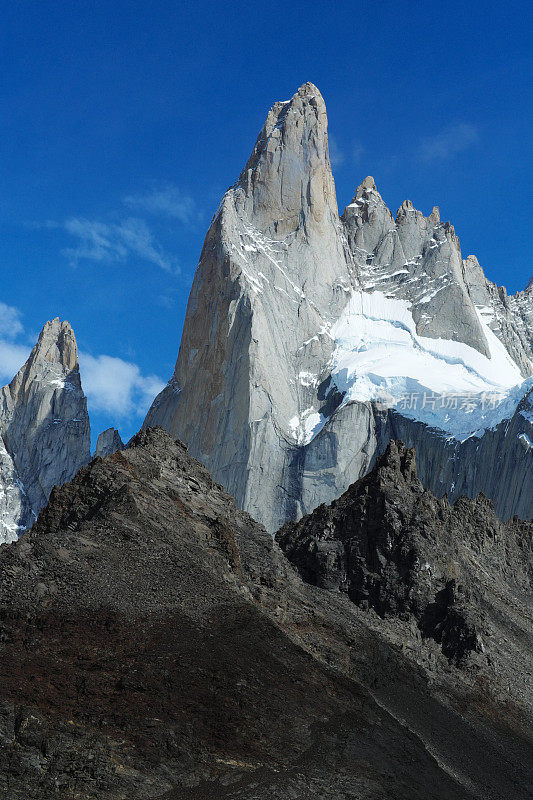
[369,437,421,484]
[7,318,80,400]
[0,317,90,542]
[34,317,78,369]
[278,434,531,668]
[146,82,533,532]
[396,197,418,218]
[94,427,124,458]
[234,80,335,237]
[353,175,378,196]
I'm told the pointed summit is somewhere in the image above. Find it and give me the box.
[395,198,423,222]
[357,175,377,193]
[0,318,90,540]
[95,427,124,458]
[8,318,80,400]
[348,175,385,205]
[235,81,335,236]
[145,82,354,531]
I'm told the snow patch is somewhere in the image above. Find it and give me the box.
[288,407,326,445]
[518,433,533,451]
[328,290,527,440]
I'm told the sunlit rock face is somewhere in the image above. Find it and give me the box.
[0,318,90,542]
[94,427,124,458]
[145,83,532,531]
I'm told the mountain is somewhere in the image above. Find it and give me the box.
[0,426,530,798]
[277,439,532,666]
[94,427,124,457]
[0,318,90,542]
[145,82,532,531]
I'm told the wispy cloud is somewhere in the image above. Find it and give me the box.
[0,302,30,382]
[79,352,165,418]
[328,135,345,167]
[418,123,478,162]
[0,341,30,383]
[123,184,198,224]
[352,140,365,165]
[0,302,24,340]
[61,217,178,273]
[0,301,164,420]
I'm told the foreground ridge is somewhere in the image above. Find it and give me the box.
[278,440,532,665]
[0,427,530,798]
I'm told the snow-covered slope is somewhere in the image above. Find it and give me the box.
[307,290,527,441]
[145,83,532,530]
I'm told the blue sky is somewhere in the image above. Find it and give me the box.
[1,0,531,445]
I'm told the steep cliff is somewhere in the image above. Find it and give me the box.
[0,318,90,542]
[145,83,357,528]
[94,427,124,458]
[145,83,532,530]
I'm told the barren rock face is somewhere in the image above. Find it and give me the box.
[278,440,532,665]
[0,318,90,541]
[145,83,357,530]
[0,427,530,798]
[94,427,124,458]
[145,83,532,531]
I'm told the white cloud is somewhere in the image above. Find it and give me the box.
[0,340,30,383]
[418,123,478,162]
[0,302,164,423]
[62,217,178,273]
[352,140,365,165]
[0,302,24,340]
[123,185,198,224]
[79,352,165,418]
[0,302,30,383]
[328,135,345,167]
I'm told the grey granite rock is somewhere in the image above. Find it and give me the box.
[0,318,90,542]
[145,83,532,531]
[342,180,492,358]
[94,427,124,458]
[291,392,532,529]
[145,83,357,530]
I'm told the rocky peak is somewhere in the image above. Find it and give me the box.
[343,175,389,214]
[235,81,337,237]
[395,197,423,222]
[341,176,393,255]
[0,318,90,541]
[277,438,532,665]
[145,81,355,530]
[428,205,440,223]
[7,318,79,402]
[94,427,124,458]
[372,439,421,487]
[354,175,378,197]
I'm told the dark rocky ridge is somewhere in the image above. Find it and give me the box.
[277,441,532,666]
[0,428,530,798]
